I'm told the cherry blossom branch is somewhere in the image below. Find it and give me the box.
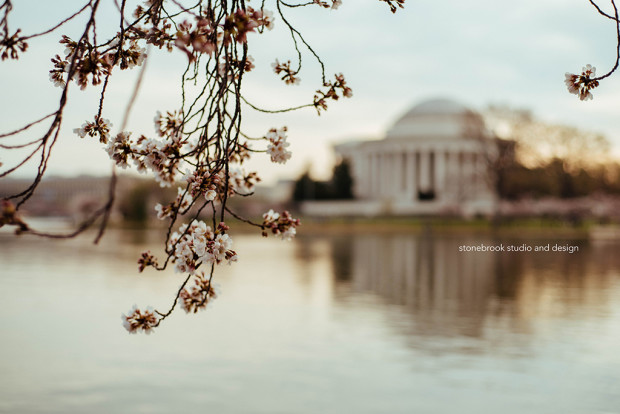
[224,205,263,227]
[564,0,620,100]
[19,2,90,41]
[0,112,56,138]
[594,0,620,81]
[588,0,620,21]
[155,273,193,321]
[3,0,396,334]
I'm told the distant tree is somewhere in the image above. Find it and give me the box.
[118,180,170,223]
[483,105,620,199]
[497,156,620,200]
[293,171,316,202]
[292,160,353,201]
[292,170,331,201]
[484,106,611,171]
[331,160,354,199]
[119,183,150,223]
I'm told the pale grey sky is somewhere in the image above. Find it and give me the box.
[2,0,619,183]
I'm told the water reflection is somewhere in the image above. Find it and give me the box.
[315,233,620,341]
[2,229,620,413]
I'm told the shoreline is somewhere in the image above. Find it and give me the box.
[8,215,619,240]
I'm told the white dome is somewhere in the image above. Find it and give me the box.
[402,98,469,116]
[386,98,486,140]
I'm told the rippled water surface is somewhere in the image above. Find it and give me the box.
[1,227,620,413]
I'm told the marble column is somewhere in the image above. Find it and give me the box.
[405,151,416,201]
[393,150,403,198]
[381,152,389,198]
[435,149,446,200]
[419,149,431,193]
[446,150,457,201]
[464,152,474,197]
[475,152,487,194]
[386,152,395,198]
[371,152,379,198]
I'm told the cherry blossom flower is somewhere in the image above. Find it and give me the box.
[266,127,292,164]
[222,8,259,45]
[261,10,275,30]
[0,29,28,60]
[174,18,217,60]
[168,221,237,274]
[227,167,260,195]
[154,110,183,139]
[186,169,220,201]
[73,117,112,144]
[263,209,280,223]
[179,274,221,313]
[205,189,217,201]
[379,0,405,13]
[137,251,158,272]
[56,36,113,90]
[122,305,159,334]
[261,209,300,240]
[106,132,134,169]
[272,59,301,85]
[312,0,343,9]
[49,55,67,87]
[565,64,599,101]
[154,203,168,220]
[49,71,65,88]
[281,227,297,241]
[313,73,352,114]
[124,41,147,69]
[107,133,184,187]
[244,55,255,72]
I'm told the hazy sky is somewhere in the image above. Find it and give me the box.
[2,0,620,183]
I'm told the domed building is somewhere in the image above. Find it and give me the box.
[331,98,502,216]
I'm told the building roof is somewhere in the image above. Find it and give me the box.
[386,98,487,140]
[400,98,470,116]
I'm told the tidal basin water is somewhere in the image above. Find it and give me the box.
[1,227,620,413]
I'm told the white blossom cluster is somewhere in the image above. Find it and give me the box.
[73,117,112,144]
[154,110,183,140]
[122,305,159,334]
[271,59,301,85]
[262,209,300,241]
[185,166,259,202]
[565,64,599,101]
[313,0,342,9]
[228,166,260,194]
[179,274,221,313]
[105,132,184,187]
[261,11,276,30]
[168,221,237,275]
[186,169,219,202]
[266,127,292,164]
[49,35,147,90]
[123,41,147,69]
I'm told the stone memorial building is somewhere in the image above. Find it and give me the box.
[305,98,502,217]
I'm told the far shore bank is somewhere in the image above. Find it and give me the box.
[119,215,613,239]
[7,215,620,240]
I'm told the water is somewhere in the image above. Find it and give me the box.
[1,227,619,413]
